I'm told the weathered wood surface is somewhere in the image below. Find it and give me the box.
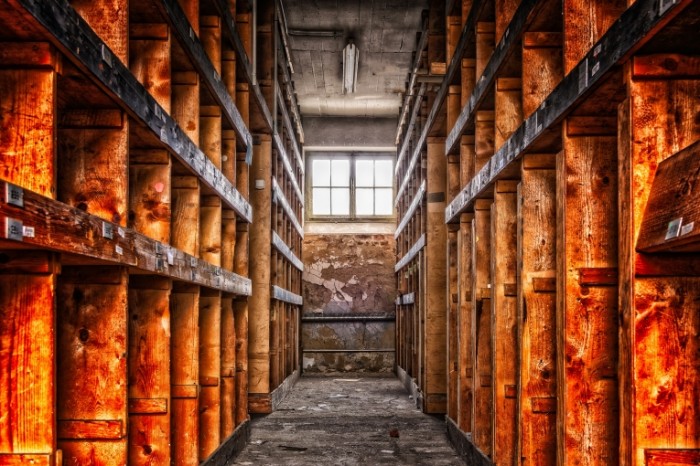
[522,32,562,119]
[518,159,557,466]
[57,267,128,464]
[445,0,694,223]
[171,285,200,466]
[220,296,236,438]
[472,199,492,456]
[457,213,474,433]
[248,135,272,404]
[490,181,518,465]
[557,132,619,465]
[129,150,172,243]
[199,291,222,460]
[128,277,171,466]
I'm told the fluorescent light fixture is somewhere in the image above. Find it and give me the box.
[342,40,359,94]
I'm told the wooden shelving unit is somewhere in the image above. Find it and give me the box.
[396,0,700,465]
[0,0,303,463]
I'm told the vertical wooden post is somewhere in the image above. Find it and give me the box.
[222,129,237,185]
[0,44,59,463]
[446,15,462,64]
[447,85,461,136]
[457,213,474,433]
[494,78,522,151]
[518,154,557,466]
[460,135,475,187]
[557,122,619,465]
[171,284,201,466]
[199,290,222,460]
[522,32,562,119]
[220,295,236,438]
[128,276,172,466]
[461,59,476,109]
[249,134,272,412]
[490,180,519,465]
[425,137,447,414]
[172,71,200,146]
[200,195,222,266]
[129,150,172,244]
[129,23,171,113]
[447,223,460,421]
[201,15,222,75]
[495,0,520,44]
[222,209,237,272]
[171,176,201,256]
[234,297,249,425]
[472,198,492,457]
[475,22,494,80]
[475,111,495,173]
[619,60,700,466]
[57,267,128,464]
[201,106,222,169]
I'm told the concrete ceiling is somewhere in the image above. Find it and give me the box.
[281,0,428,118]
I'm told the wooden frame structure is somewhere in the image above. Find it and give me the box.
[0,0,303,464]
[397,0,700,465]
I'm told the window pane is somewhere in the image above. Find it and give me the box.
[356,188,374,215]
[331,159,350,187]
[375,159,393,187]
[356,160,374,187]
[312,188,331,215]
[375,188,393,215]
[312,159,330,186]
[331,188,350,215]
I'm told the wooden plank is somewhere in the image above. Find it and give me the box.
[200,196,222,266]
[57,267,128,463]
[233,298,249,425]
[637,141,700,252]
[171,176,200,256]
[271,178,303,238]
[490,182,518,465]
[0,455,52,466]
[199,292,222,460]
[220,297,236,438]
[447,225,459,421]
[447,85,461,136]
[522,32,563,119]
[395,30,428,145]
[518,167,557,466]
[395,234,426,272]
[271,231,303,272]
[129,22,171,112]
[563,0,626,74]
[128,277,171,466]
[472,200,492,455]
[271,285,303,306]
[129,150,172,243]
[13,0,253,222]
[557,132,619,465]
[495,77,523,151]
[495,0,520,44]
[249,135,272,403]
[445,0,694,223]
[645,449,700,465]
[475,111,494,173]
[171,285,200,466]
[395,181,427,239]
[57,420,123,440]
[0,67,56,198]
[621,68,700,466]
[395,85,427,175]
[0,273,55,454]
[475,22,494,79]
[457,213,474,432]
[632,54,700,79]
[70,0,128,63]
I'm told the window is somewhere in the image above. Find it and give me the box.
[308,153,394,219]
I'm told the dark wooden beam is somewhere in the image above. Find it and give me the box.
[395,181,427,239]
[271,178,303,239]
[0,180,252,295]
[395,234,426,272]
[271,285,302,306]
[271,230,303,272]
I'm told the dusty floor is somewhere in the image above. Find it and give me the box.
[232,375,465,465]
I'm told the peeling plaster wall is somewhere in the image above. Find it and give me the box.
[302,232,397,373]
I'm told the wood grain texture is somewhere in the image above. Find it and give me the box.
[171,286,200,466]
[200,195,223,266]
[57,267,128,465]
[447,226,459,421]
[475,111,494,173]
[475,22,494,81]
[472,201,492,456]
[220,296,236,438]
[71,0,128,62]
[518,167,557,466]
[495,78,523,151]
[0,69,56,198]
[129,28,171,113]
[557,133,619,466]
[248,135,272,400]
[171,176,201,256]
[457,214,474,433]
[129,150,172,243]
[199,292,222,460]
[495,0,520,43]
[0,274,55,454]
[490,182,518,465]
[233,299,249,425]
[128,278,171,466]
[522,32,563,119]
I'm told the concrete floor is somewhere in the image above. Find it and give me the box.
[232,376,465,465]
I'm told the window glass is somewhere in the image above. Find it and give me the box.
[356,188,374,215]
[331,159,350,187]
[312,159,330,186]
[375,188,393,215]
[375,160,393,187]
[313,188,331,215]
[356,160,374,187]
[331,188,350,215]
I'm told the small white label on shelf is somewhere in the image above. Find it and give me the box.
[5,183,23,207]
[665,217,683,240]
[115,245,123,255]
[190,257,197,267]
[4,218,23,241]
[680,221,694,236]
[167,249,175,265]
[102,222,114,239]
[591,61,600,77]
[22,226,35,238]
[118,227,125,238]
